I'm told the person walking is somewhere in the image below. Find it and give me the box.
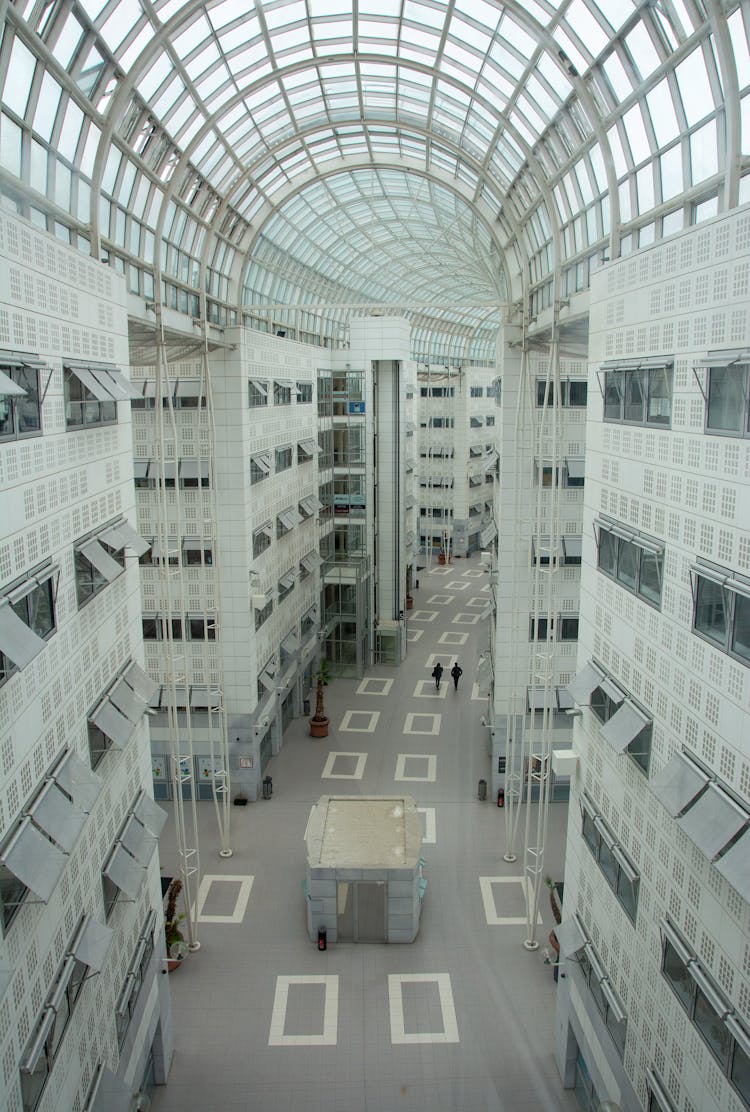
[450,661,463,690]
[432,661,443,691]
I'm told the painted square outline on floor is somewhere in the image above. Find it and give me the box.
[268,975,339,1046]
[411,610,438,622]
[413,680,448,699]
[427,594,452,604]
[406,628,424,642]
[478,876,543,926]
[438,631,468,645]
[425,653,457,670]
[444,581,469,591]
[462,569,485,578]
[388,973,459,1044]
[452,613,481,625]
[355,677,394,696]
[195,874,254,924]
[403,712,441,735]
[395,753,437,782]
[466,597,489,607]
[321,751,368,779]
[339,709,380,732]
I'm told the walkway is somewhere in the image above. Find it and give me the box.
[153,560,577,1111]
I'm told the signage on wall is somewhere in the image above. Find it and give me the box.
[239,756,254,769]
[348,401,365,414]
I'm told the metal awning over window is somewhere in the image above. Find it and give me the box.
[566,458,585,480]
[715,831,750,901]
[405,495,416,509]
[566,661,605,704]
[480,522,497,545]
[249,378,269,396]
[254,521,273,541]
[298,438,319,456]
[90,665,154,746]
[563,536,582,561]
[0,369,27,395]
[301,551,322,573]
[469,474,484,486]
[599,677,626,703]
[300,495,322,515]
[133,459,149,480]
[78,538,124,582]
[98,519,150,558]
[278,506,303,530]
[691,562,750,600]
[175,378,204,398]
[133,793,168,837]
[103,844,144,899]
[556,916,587,958]
[532,536,557,561]
[279,569,297,590]
[1,817,67,901]
[259,661,276,690]
[527,687,554,711]
[253,588,274,610]
[70,915,114,973]
[600,700,650,752]
[120,814,156,866]
[190,686,221,710]
[54,751,103,813]
[252,452,272,474]
[142,380,172,400]
[483,450,499,471]
[281,630,299,654]
[677,783,748,860]
[600,356,673,371]
[150,538,179,561]
[695,348,750,368]
[470,416,483,427]
[65,363,141,400]
[650,753,709,816]
[0,597,47,669]
[180,458,210,482]
[29,780,86,852]
[274,378,293,388]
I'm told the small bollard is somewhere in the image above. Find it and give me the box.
[262,775,273,799]
[317,927,327,951]
[478,778,487,801]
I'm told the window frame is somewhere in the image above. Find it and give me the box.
[596,522,664,609]
[0,364,43,441]
[692,570,750,666]
[602,363,673,427]
[704,362,750,438]
[0,573,57,687]
[64,367,117,430]
[580,797,640,923]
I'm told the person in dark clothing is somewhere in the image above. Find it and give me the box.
[450,661,462,690]
[432,662,443,690]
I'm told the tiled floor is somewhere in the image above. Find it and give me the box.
[153,560,577,1111]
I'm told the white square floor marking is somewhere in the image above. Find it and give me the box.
[438,632,468,645]
[445,581,469,590]
[427,594,452,604]
[403,712,441,735]
[395,754,437,782]
[411,610,438,622]
[196,874,254,924]
[406,629,424,642]
[339,709,380,732]
[268,975,339,1046]
[321,751,367,779]
[356,677,394,696]
[462,569,485,578]
[417,807,436,844]
[388,973,459,1044]
[452,613,481,625]
[478,876,543,926]
[413,680,447,699]
[425,653,457,669]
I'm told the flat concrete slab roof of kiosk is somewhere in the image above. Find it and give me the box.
[306,795,422,869]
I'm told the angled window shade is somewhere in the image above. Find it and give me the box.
[108,677,147,723]
[0,598,47,668]
[677,783,748,860]
[122,661,158,706]
[190,685,220,709]
[1,818,67,901]
[566,457,585,479]
[563,535,582,560]
[120,816,156,866]
[175,378,203,397]
[180,458,210,480]
[132,459,149,480]
[281,630,299,653]
[97,520,150,557]
[600,700,650,751]
[71,916,113,972]
[103,844,143,899]
[599,677,626,703]
[0,369,27,395]
[650,753,709,816]
[253,452,272,473]
[715,832,750,902]
[249,378,268,396]
[695,348,750,368]
[54,752,103,812]
[142,380,172,400]
[555,916,587,958]
[89,699,134,747]
[301,551,322,572]
[65,364,111,400]
[279,569,297,590]
[30,781,86,852]
[567,661,605,703]
[133,793,167,837]
[78,539,123,582]
[298,438,319,456]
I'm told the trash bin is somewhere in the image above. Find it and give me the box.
[317,927,327,951]
[262,776,273,799]
[478,778,487,801]
[303,698,310,715]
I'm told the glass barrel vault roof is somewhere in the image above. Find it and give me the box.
[0,0,748,357]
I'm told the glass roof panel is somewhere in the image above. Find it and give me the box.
[676,48,715,127]
[3,34,36,118]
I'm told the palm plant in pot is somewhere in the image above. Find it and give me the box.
[309,661,330,738]
[164,878,188,970]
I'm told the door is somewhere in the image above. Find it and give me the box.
[336,881,386,941]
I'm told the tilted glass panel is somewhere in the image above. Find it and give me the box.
[694,577,728,646]
[706,366,748,434]
[616,538,638,592]
[732,594,750,662]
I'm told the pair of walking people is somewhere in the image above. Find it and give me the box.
[431,661,462,691]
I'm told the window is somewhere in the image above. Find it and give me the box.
[248,379,269,407]
[278,568,296,603]
[536,378,588,407]
[572,932,628,1058]
[559,616,579,640]
[64,366,128,428]
[602,362,673,426]
[273,379,292,405]
[660,918,750,1099]
[296,381,313,403]
[529,616,554,640]
[597,521,664,607]
[174,379,204,408]
[87,663,157,770]
[183,539,212,566]
[531,535,582,566]
[250,452,272,485]
[486,415,495,427]
[0,359,42,441]
[255,597,273,630]
[75,536,125,607]
[178,459,210,488]
[704,361,749,437]
[570,660,653,775]
[275,445,293,472]
[253,523,272,558]
[0,571,56,687]
[187,616,215,641]
[693,567,750,665]
[471,386,483,397]
[580,796,639,922]
[115,911,155,1048]
[297,439,317,463]
[277,505,303,537]
[0,862,27,936]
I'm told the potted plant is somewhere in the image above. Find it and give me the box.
[164,878,188,970]
[309,661,331,738]
[545,875,562,962]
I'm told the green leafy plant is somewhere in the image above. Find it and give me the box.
[311,661,330,724]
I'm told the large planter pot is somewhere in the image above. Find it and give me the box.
[309,716,330,738]
[406,596,414,610]
[438,552,446,565]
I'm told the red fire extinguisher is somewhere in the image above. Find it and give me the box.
[497,788,505,808]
